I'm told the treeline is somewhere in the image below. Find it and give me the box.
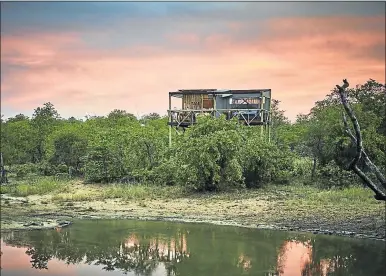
[1,79,385,191]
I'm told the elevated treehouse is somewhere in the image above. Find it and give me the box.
[167,89,272,144]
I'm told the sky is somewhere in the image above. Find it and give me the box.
[1,2,385,121]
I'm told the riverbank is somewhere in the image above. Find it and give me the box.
[1,180,385,240]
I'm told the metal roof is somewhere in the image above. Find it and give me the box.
[170,89,271,98]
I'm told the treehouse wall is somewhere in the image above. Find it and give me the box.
[182,94,213,109]
[214,96,229,110]
[180,92,270,111]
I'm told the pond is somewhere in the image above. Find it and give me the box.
[1,219,385,276]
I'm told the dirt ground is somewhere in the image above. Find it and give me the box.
[1,183,385,240]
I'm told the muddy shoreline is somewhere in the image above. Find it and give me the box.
[1,213,385,242]
[1,191,385,241]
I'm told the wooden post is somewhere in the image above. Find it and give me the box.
[260,110,263,138]
[213,93,217,117]
[268,96,272,143]
[201,94,203,113]
[168,93,172,147]
[268,114,271,143]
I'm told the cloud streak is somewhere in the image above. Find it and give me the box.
[1,2,385,120]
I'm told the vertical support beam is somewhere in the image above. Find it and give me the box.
[201,94,203,113]
[268,115,271,143]
[268,96,272,143]
[261,96,266,141]
[168,93,172,147]
[213,93,217,117]
[260,125,263,139]
[260,110,263,138]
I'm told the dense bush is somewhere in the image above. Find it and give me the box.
[292,157,314,178]
[10,163,40,178]
[1,79,384,194]
[176,129,244,191]
[315,161,359,189]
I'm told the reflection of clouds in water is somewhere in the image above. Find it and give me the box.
[277,240,312,275]
[277,240,332,276]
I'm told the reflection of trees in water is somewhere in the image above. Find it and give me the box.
[300,236,386,276]
[2,221,385,276]
[26,247,52,270]
[91,234,190,276]
[3,222,190,275]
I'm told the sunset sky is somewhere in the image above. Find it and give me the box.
[1,2,385,121]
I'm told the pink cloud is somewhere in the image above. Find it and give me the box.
[1,15,384,120]
[169,33,201,45]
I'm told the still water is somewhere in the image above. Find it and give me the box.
[1,219,385,276]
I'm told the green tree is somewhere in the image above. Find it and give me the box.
[31,102,61,162]
[1,118,37,164]
[45,122,88,174]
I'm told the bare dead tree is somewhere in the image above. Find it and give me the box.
[336,79,386,201]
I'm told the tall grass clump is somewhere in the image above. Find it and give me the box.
[104,184,185,200]
[0,177,69,197]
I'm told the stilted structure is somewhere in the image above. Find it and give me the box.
[167,89,272,145]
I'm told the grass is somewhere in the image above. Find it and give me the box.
[104,184,186,200]
[2,176,383,215]
[0,177,70,197]
[50,183,187,203]
[51,192,101,202]
[1,177,384,237]
[270,185,384,222]
[280,185,378,205]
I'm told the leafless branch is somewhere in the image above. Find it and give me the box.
[352,166,386,200]
[342,112,386,189]
[342,112,356,144]
[336,79,386,201]
[336,79,362,169]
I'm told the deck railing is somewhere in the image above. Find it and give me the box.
[167,109,270,127]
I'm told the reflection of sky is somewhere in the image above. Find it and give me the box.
[277,241,312,276]
[1,2,385,121]
[0,234,186,276]
[277,240,334,276]
[1,239,170,276]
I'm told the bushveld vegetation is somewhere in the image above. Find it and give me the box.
[1,79,385,197]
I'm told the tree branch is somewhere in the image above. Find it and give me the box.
[342,112,386,190]
[352,166,386,200]
[336,79,362,169]
[337,79,386,201]
[342,112,356,144]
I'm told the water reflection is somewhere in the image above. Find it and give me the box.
[1,220,385,276]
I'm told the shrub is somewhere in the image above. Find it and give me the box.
[150,159,180,186]
[239,138,295,188]
[83,142,126,183]
[315,161,359,189]
[56,163,68,173]
[38,161,57,176]
[10,163,40,178]
[175,128,245,192]
[292,157,314,177]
